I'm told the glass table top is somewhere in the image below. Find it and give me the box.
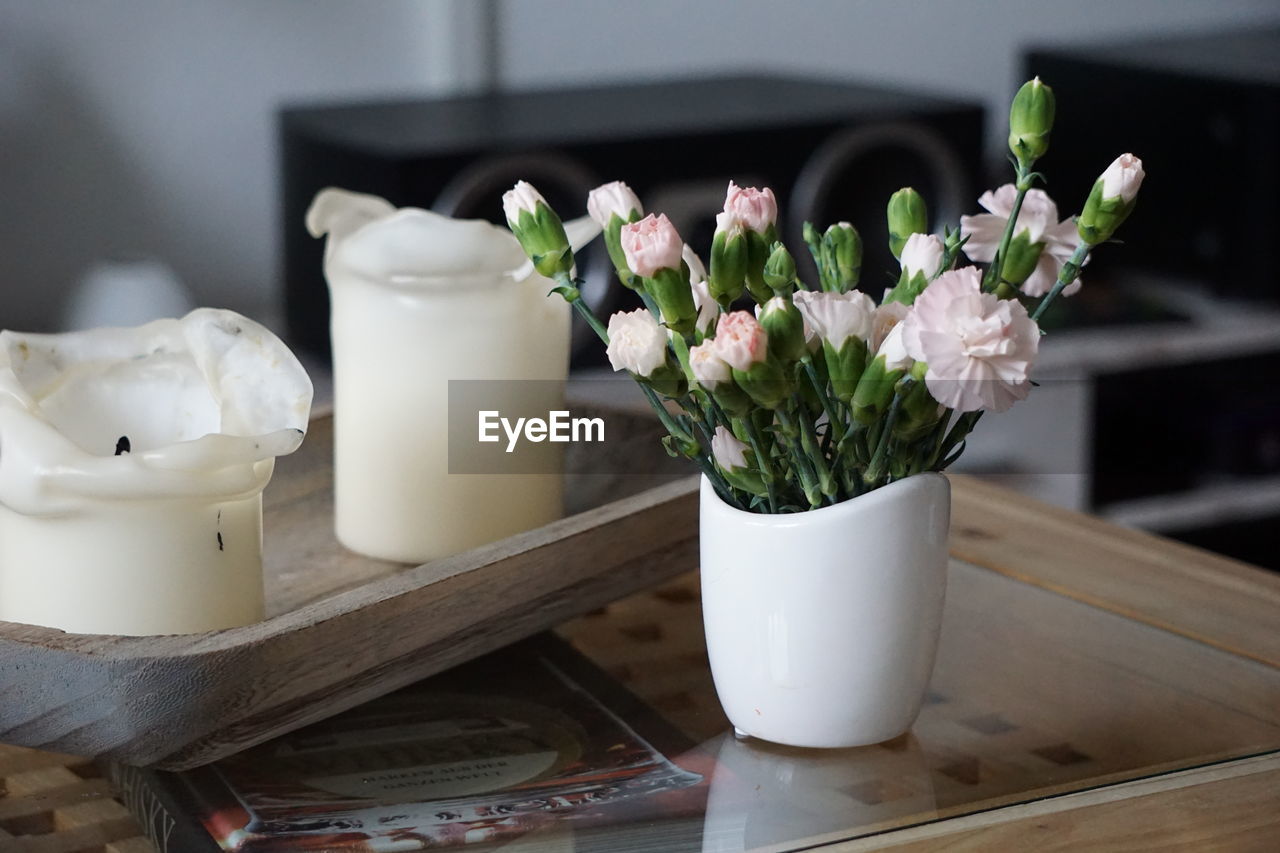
[544,559,1280,852]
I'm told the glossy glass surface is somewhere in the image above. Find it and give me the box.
[550,560,1280,852]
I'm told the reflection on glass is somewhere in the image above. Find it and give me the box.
[700,732,937,852]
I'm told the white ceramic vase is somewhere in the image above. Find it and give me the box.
[699,472,951,748]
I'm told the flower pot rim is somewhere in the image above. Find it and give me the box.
[699,471,949,524]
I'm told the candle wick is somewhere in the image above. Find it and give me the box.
[114,436,131,456]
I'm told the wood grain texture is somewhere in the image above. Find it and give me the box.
[948,472,1280,668]
[0,408,695,770]
[828,753,1280,852]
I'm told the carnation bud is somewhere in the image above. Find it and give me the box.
[824,337,868,403]
[820,222,863,292]
[503,181,574,278]
[886,232,945,304]
[762,242,797,293]
[732,357,792,410]
[1077,154,1145,245]
[758,296,807,363]
[639,362,688,399]
[589,182,644,289]
[887,188,928,260]
[850,354,907,424]
[744,232,775,304]
[893,376,944,441]
[851,324,913,423]
[711,426,767,496]
[586,181,643,228]
[1008,77,1055,167]
[1000,231,1045,287]
[709,217,748,307]
[647,267,699,336]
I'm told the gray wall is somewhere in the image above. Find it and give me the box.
[0,0,478,332]
[2,0,1278,333]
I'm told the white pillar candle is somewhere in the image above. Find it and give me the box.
[308,189,596,563]
[0,309,313,635]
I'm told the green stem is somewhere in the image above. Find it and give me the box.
[696,454,746,510]
[1031,241,1091,322]
[982,167,1034,293]
[562,285,611,345]
[918,410,951,470]
[935,410,981,469]
[742,416,780,514]
[774,407,823,508]
[556,275,693,446]
[704,394,734,429]
[803,361,842,435]
[863,385,907,487]
[639,384,690,443]
[795,403,837,501]
[553,272,744,508]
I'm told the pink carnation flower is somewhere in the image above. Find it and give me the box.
[620,213,684,278]
[711,311,768,372]
[1100,153,1145,203]
[720,181,777,234]
[791,290,875,349]
[960,185,1083,298]
[869,301,910,353]
[587,180,643,228]
[902,267,1039,414]
[689,340,731,390]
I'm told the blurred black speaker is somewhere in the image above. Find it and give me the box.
[280,74,983,361]
[1027,28,1280,301]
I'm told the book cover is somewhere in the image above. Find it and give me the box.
[111,635,710,852]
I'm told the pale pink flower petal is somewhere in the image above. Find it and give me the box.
[586,181,643,228]
[721,181,777,234]
[620,213,684,278]
[711,425,751,471]
[683,243,707,285]
[1044,218,1082,259]
[689,278,719,334]
[899,233,945,278]
[902,266,1039,413]
[689,340,731,390]
[957,213,1005,261]
[502,180,546,226]
[877,321,914,372]
[792,289,875,349]
[976,184,1017,217]
[1100,154,1144,203]
[712,311,768,372]
[1020,251,1058,297]
[961,185,1083,298]
[870,301,910,353]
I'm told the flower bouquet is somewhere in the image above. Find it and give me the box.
[504,78,1143,747]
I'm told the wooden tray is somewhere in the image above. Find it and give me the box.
[0,406,695,770]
